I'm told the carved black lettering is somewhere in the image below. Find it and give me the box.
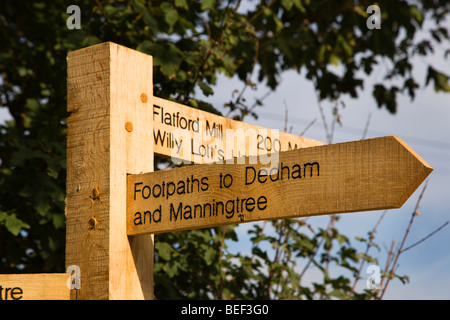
[134,212,142,225]
[258,168,268,183]
[245,197,255,212]
[304,162,320,177]
[225,199,235,219]
[134,182,143,200]
[257,196,267,210]
[170,202,183,221]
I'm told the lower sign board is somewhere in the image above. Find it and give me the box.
[0,274,70,300]
[127,136,433,235]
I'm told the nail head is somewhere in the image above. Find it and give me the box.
[125,122,133,132]
[88,217,98,230]
[140,93,148,103]
[90,187,100,200]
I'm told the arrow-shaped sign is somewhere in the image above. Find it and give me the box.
[127,136,432,235]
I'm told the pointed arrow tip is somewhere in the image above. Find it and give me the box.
[392,135,433,172]
[390,136,433,208]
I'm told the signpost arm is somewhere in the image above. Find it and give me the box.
[66,42,154,299]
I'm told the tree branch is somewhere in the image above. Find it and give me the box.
[378,181,428,299]
[350,210,386,294]
[401,221,449,253]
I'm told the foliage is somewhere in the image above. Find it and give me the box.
[0,0,449,298]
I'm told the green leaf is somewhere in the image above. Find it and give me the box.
[263,7,272,17]
[198,81,214,96]
[337,35,353,57]
[221,55,236,77]
[161,3,178,28]
[4,213,30,236]
[410,6,423,25]
[329,54,339,66]
[48,236,58,252]
[204,247,216,265]
[35,198,50,217]
[174,0,188,10]
[156,242,173,260]
[26,98,39,111]
[281,0,294,10]
[436,72,450,92]
[329,289,349,299]
[201,0,216,11]
[426,66,450,92]
[373,84,398,113]
[397,275,410,284]
[137,41,183,78]
[318,44,326,63]
[165,260,179,278]
[293,0,306,12]
[52,213,65,229]
[47,166,59,179]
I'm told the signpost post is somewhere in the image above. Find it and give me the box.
[65,42,155,300]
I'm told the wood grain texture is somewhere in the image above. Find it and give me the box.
[127,136,433,235]
[66,42,154,300]
[152,97,324,164]
[0,274,70,300]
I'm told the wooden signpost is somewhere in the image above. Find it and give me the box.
[2,41,432,300]
[64,42,323,300]
[127,136,432,235]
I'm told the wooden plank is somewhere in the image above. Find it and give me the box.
[0,274,70,300]
[66,42,154,299]
[127,136,433,235]
[152,97,324,164]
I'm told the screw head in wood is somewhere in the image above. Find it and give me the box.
[140,93,148,103]
[125,122,133,132]
[90,187,100,200]
[88,217,97,230]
